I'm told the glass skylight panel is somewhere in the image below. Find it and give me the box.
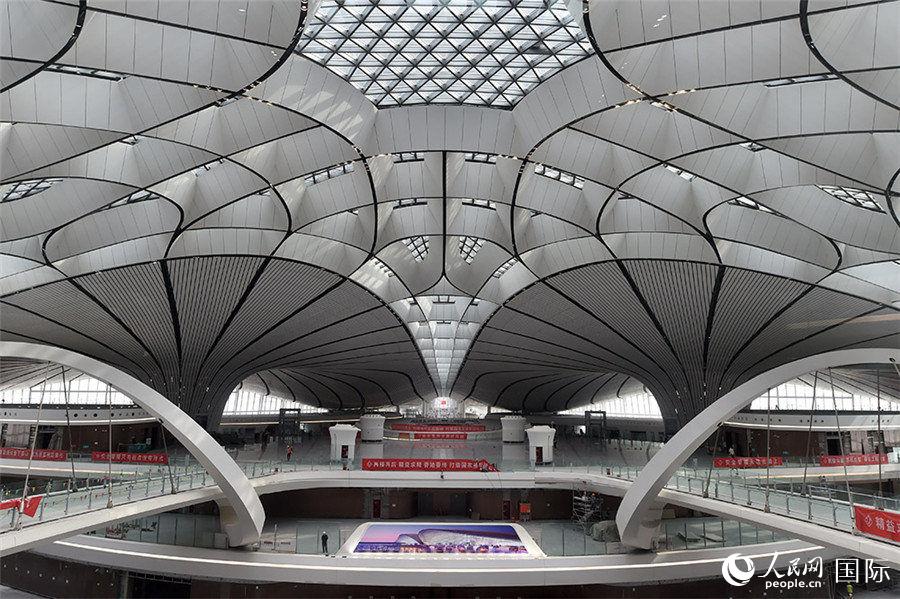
[372,257,394,277]
[728,196,775,214]
[664,164,696,181]
[764,74,837,88]
[304,161,355,186]
[119,135,143,146]
[458,236,485,264]
[393,152,425,163]
[295,0,594,107]
[817,185,884,212]
[45,64,125,81]
[394,198,427,209]
[191,159,224,176]
[461,197,496,209]
[534,163,585,189]
[108,189,161,208]
[402,236,430,261]
[739,141,765,152]
[1,178,63,202]
[464,153,498,164]
[492,257,518,278]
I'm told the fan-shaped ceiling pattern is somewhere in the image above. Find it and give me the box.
[1,0,897,430]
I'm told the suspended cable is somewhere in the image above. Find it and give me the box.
[828,368,855,527]
[106,379,113,508]
[800,371,819,503]
[18,362,50,528]
[160,420,176,494]
[61,367,79,492]
[764,387,772,512]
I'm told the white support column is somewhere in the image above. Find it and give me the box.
[357,414,385,442]
[526,425,555,466]
[330,424,360,462]
[616,348,900,549]
[501,415,527,443]
[0,341,265,547]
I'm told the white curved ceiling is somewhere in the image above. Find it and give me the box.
[1,0,897,429]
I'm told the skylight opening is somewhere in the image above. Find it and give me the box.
[433,295,454,304]
[45,64,125,81]
[295,0,594,107]
[305,161,355,186]
[191,159,224,176]
[728,196,775,214]
[2,178,63,202]
[492,257,518,278]
[764,74,837,88]
[393,152,424,163]
[394,198,427,209]
[215,95,241,107]
[461,198,497,210]
[534,163,585,189]
[664,164,696,181]
[402,236,430,262]
[458,236,485,264]
[372,258,394,277]
[739,141,765,152]
[817,185,884,213]
[464,153,498,164]
[108,189,161,208]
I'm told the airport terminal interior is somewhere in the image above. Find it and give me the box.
[0,0,899,597]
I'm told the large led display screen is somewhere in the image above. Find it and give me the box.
[350,523,532,555]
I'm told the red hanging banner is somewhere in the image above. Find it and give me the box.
[362,458,497,472]
[390,423,485,432]
[855,505,900,542]
[91,451,168,464]
[0,495,43,517]
[819,453,888,467]
[712,456,783,468]
[413,432,468,440]
[0,447,68,461]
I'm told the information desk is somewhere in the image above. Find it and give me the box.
[339,522,543,557]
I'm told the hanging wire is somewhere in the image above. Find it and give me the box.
[106,379,113,508]
[160,420,176,494]
[61,367,79,492]
[828,368,856,527]
[800,371,819,500]
[18,362,51,528]
[876,367,883,506]
[702,426,721,498]
[764,387,772,512]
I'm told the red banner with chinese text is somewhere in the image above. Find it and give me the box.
[819,454,887,467]
[413,432,468,440]
[390,423,485,432]
[0,447,68,461]
[855,505,900,542]
[91,451,168,464]
[713,456,783,468]
[361,458,497,472]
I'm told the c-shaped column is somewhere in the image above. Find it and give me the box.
[616,348,900,549]
[0,341,265,546]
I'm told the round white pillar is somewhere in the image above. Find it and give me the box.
[526,425,556,466]
[357,414,386,442]
[501,415,528,443]
[329,424,360,463]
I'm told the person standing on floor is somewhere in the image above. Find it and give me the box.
[321,531,329,555]
[286,444,293,461]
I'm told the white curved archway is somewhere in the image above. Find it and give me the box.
[616,347,900,550]
[0,341,265,546]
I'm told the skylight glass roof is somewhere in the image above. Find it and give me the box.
[295,0,593,107]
